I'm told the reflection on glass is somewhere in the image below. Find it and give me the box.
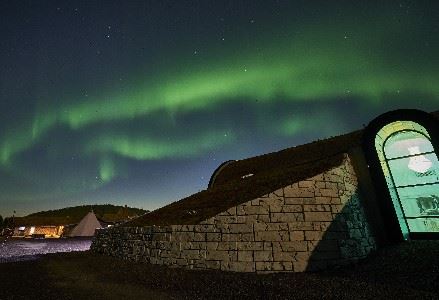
[384,131,433,159]
[407,146,433,173]
[397,184,439,218]
[388,153,439,187]
[407,219,439,232]
[416,195,439,215]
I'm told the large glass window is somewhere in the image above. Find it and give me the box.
[379,126,439,237]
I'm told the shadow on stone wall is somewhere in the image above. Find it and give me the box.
[306,190,376,272]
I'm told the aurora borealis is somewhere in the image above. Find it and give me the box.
[1,1,438,217]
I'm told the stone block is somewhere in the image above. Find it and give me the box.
[272,241,308,252]
[190,242,207,250]
[256,261,272,271]
[317,188,339,198]
[238,250,253,262]
[312,196,331,204]
[254,250,273,261]
[294,251,312,262]
[255,231,289,242]
[206,242,219,250]
[299,180,314,188]
[242,205,269,215]
[204,260,221,270]
[174,232,195,242]
[270,212,304,222]
[236,241,264,251]
[180,225,195,232]
[324,173,343,183]
[241,233,254,242]
[271,262,293,271]
[290,231,304,241]
[273,251,296,261]
[217,241,238,250]
[226,261,255,272]
[207,250,230,261]
[266,223,289,231]
[206,233,221,242]
[304,231,325,241]
[284,186,314,198]
[200,217,215,225]
[288,222,314,231]
[180,249,202,260]
[193,233,206,241]
[330,197,341,204]
[214,216,246,224]
[331,204,345,214]
[284,197,305,205]
[269,204,283,213]
[228,223,254,233]
[269,188,284,198]
[194,224,217,232]
[257,215,270,222]
[221,233,241,242]
[303,204,331,212]
[176,258,189,266]
[304,212,333,222]
[254,223,268,232]
[293,261,308,272]
[281,205,303,212]
[326,182,339,190]
[263,242,273,251]
[312,222,332,231]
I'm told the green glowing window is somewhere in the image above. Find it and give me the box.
[376,121,439,239]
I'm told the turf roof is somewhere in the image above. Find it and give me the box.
[126,110,438,227]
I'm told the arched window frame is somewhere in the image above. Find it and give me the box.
[376,122,439,240]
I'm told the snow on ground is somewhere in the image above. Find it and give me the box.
[0,238,92,263]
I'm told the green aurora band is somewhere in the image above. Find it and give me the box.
[1,15,438,189]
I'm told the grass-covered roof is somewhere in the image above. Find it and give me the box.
[127,110,438,227]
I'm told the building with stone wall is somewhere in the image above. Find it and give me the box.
[92,109,439,272]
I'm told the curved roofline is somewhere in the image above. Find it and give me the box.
[208,160,236,189]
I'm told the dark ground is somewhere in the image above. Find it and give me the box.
[1,241,439,300]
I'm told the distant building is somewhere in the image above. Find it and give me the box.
[14,225,64,238]
[68,211,103,237]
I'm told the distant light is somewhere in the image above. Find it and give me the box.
[241,173,254,179]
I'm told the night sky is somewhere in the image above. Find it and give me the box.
[1,1,438,217]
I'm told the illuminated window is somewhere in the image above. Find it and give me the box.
[376,121,439,239]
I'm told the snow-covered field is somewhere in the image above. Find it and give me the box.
[0,238,92,263]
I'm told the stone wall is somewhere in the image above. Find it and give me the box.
[92,153,376,272]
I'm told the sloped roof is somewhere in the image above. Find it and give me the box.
[124,110,438,227]
[68,212,103,237]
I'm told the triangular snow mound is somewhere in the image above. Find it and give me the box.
[68,211,102,237]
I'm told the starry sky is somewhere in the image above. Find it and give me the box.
[1,0,438,217]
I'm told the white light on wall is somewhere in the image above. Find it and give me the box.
[407,146,432,173]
